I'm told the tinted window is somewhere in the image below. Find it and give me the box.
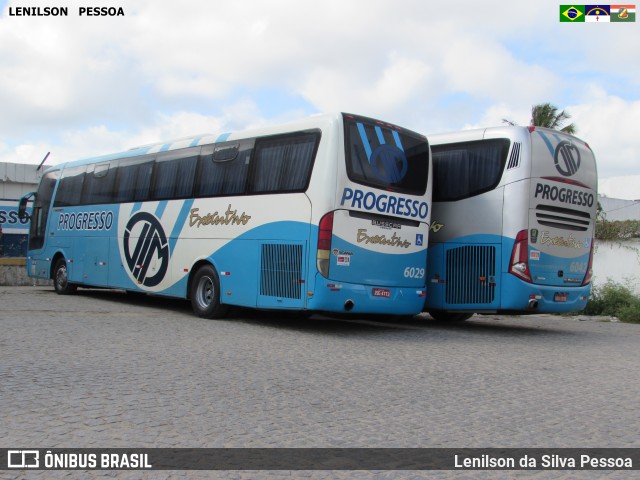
[114,155,155,203]
[344,114,429,195]
[249,132,319,193]
[81,162,117,205]
[197,140,252,197]
[29,171,59,250]
[54,166,87,207]
[152,148,199,200]
[432,139,510,201]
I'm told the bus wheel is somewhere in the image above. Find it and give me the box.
[429,311,473,322]
[53,258,77,295]
[190,265,228,319]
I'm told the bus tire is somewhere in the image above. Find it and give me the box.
[190,264,228,319]
[429,310,473,322]
[53,257,77,295]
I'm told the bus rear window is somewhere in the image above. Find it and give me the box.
[344,114,429,195]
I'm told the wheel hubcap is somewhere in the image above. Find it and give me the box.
[196,276,214,309]
[57,265,68,289]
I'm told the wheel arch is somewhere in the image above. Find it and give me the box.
[49,251,67,279]
[186,258,216,300]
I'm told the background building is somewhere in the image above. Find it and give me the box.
[1,162,39,257]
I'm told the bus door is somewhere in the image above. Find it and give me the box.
[527,129,597,290]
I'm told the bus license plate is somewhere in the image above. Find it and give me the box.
[372,288,391,298]
[554,293,568,302]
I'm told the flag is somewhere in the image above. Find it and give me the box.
[585,5,611,21]
[611,4,636,21]
[560,5,585,21]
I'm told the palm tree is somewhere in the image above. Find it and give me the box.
[502,103,577,134]
[530,103,576,134]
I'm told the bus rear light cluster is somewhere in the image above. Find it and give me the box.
[509,229,532,283]
[317,212,334,278]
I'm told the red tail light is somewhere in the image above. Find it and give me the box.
[318,212,334,251]
[509,229,532,283]
[317,212,334,277]
[582,240,595,286]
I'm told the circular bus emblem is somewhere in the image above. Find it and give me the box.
[123,212,169,287]
[554,141,581,177]
[369,144,408,183]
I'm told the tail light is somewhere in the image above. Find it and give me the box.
[582,240,595,286]
[509,229,532,283]
[317,212,334,277]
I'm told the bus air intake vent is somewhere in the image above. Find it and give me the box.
[507,142,521,169]
[535,205,591,232]
[260,244,303,299]
[446,245,496,305]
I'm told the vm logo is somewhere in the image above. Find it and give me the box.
[123,212,170,288]
[369,144,408,183]
[554,141,581,177]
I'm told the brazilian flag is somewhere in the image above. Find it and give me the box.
[560,5,586,21]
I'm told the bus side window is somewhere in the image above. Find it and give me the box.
[249,132,319,193]
[53,166,87,207]
[81,163,117,205]
[197,140,252,197]
[152,147,199,200]
[432,139,509,202]
[113,155,155,203]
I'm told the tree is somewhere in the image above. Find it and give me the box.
[502,103,577,134]
[530,103,576,134]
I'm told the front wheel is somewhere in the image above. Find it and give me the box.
[189,265,228,319]
[428,310,473,322]
[53,258,77,295]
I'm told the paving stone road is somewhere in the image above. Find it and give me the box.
[1,286,639,480]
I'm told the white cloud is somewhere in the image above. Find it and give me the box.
[0,0,637,181]
[570,87,640,178]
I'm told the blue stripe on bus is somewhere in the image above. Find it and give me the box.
[155,201,168,219]
[189,137,203,147]
[536,131,555,157]
[215,133,232,142]
[131,203,142,214]
[375,126,386,145]
[357,123,372,160]
[159,144,172,152]
[392,130,404,151]
[169,199,194,252]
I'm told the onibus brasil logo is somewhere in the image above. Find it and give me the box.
[123,212,170,288]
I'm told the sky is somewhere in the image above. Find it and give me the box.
[1,0,639,199]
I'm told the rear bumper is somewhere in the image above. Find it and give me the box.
[308,276,427,315]
[501,274,591,313]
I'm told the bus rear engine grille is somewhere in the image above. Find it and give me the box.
[445,245,496,305]
[535,205,591,232]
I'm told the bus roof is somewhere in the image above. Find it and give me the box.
[427,125,590,147]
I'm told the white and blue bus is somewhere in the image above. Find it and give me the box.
[424,126,597,321]
[19,113,432,318]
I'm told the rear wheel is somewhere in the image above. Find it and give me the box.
[190,264,228,319]
[53,258,77,295]
[428,310,473,322]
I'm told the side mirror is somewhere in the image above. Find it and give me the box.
[18,192,34,220]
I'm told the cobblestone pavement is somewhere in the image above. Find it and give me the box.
[1,286,639,480]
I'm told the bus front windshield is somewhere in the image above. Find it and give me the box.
[344,114,429,196]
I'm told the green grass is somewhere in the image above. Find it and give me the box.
[584,280,640,323]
